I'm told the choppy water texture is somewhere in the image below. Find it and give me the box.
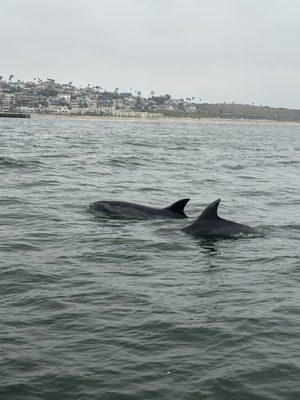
[0,118,299,400]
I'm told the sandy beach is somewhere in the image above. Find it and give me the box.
[31,113,300,125]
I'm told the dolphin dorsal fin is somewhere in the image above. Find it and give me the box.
[198,199,221,220]
[166,198,190,216]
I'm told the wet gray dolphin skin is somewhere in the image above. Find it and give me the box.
[182,199,257,238]
[89,198,190,219]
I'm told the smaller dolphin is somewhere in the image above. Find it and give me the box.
[182,199,258,238]
[89,198,190,219]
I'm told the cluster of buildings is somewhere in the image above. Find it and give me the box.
[2,76,297,121]
[0,77,197,117]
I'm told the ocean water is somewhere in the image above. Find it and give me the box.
[0,117,299,400]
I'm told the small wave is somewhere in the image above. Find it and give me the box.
[140,241,190,252]
[222,164,247,170]
[238,175,257,180]
[276,160,299,166]
[21,179,58,187]
[202,178,219,183]
[1,242,40,251]
[41,153,68,158]
[0,197,28,205]
[166,145,187,150]
[105,156,145,167]
[137,187,164,192]
[268,200,300,206]
[0,155,41,168]
[274,224,300,231]
[238,190,270,196]
[122,140,159,149]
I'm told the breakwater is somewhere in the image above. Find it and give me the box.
[0,112,31,118]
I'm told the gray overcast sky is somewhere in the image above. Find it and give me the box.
[2,0,300,108]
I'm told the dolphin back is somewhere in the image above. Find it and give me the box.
[182,199,258,237]
[196,198,221,221]
[89,198,190,219]
[165,198,190,217]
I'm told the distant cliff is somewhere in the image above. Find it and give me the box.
[162,103,300,122]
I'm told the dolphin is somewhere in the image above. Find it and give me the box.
[89,198,190,219]
[182,199,258,238]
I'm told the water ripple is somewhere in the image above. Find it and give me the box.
[0,119,299,400]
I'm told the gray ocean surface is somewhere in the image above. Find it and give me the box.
[0,118,299,400]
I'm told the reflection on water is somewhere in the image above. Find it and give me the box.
[198,238,219,254]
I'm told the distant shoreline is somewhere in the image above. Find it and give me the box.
[31,113,300,125]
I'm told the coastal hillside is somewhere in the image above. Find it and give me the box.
[163,102,300,121]
[1,77,300,121]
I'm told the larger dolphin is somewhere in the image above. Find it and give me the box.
[182,199,258,238]
[89,198,190,219]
